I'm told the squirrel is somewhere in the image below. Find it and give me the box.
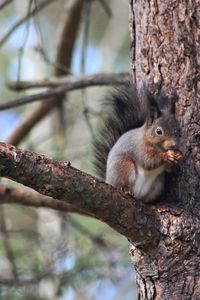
[93,83,182,202]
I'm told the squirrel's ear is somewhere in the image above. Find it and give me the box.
[146,90,161,125]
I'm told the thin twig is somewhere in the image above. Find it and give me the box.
[98,0,112,17]
[8,72,129,90]
[81,0,91,73]
[2,73,129,111]
[32,1,70,74]
[0,207,19,281]
[0,271,51,286]
[6,0,85,146]
[0,0,56,47]
[80,0,95,139]
[0,0,13,10]
[17,0,33,81]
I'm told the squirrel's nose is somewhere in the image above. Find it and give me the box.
[162,139,178,151]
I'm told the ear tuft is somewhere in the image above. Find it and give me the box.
[170,90,178,114]
[145,89,161,125]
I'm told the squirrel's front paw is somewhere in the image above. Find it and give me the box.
[166,149,183,164]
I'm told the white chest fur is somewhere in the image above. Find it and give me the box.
[133,165,164,200]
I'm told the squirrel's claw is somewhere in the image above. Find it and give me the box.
[166,150,183,164]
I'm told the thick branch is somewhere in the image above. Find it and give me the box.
[0,184,86,214]
[0,142,159,247]
[1,73,129,111]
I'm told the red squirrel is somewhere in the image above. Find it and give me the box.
[93,84,182,202]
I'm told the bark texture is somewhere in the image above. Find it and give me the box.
[0,1,199,299]
[129,0,200,299]
[0,142,160,246]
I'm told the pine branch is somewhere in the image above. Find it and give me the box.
[2,73,129,110]
[0,142,160,248]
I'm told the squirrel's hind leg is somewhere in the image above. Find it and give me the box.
[106,154,136,195]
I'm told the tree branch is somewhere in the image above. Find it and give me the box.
[7,72,129,90]
[0,0,13,10]
[0,184,87,215]
[0,207,19,280]
[7,0,85,145]
[0,0,56,47]
[0,142,160,248]
[98,0,112,17]
[2,73,129,111]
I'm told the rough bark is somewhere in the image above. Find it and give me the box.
[129,0,200,299]
[0,1,199,298]
[0,142,161,248]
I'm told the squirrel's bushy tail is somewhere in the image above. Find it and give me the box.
[93,83,146,179]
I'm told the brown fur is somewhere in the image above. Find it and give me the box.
[107,154,136,193]
[94,84,182,202]
[118,155,136,193]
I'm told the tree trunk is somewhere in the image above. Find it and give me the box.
[129,0,200,299]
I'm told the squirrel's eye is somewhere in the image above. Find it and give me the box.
[155,127,163,135]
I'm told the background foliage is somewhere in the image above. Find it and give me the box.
[0,0,136,299]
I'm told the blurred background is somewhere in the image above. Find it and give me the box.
[0,0,137,299]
